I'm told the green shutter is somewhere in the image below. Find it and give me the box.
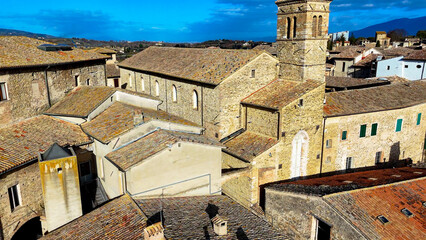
[417,113,422,125]
[371,123,378,136]
[342,131,347,140]
[360,125,367,138]
[396,119,403,132]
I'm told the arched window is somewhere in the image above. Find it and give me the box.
[155,81,160,96]
[318,16,323,37]
[312,16,318,37]
[141,76,145,92]
[293,17,297,38]
[192,90,198,110]
[172,85,177,102]
[129,74,132,87]
[286,17,291,39]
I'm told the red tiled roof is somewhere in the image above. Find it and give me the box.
[119,46,262,85]
[106,64,120,78]
[326,178,426,239]
[404,49,426,61]
[105,129,222,171]
[242,79,323,110]
[352,54,380,67]
[224,131,278,162]
[42,195,147,240]
[0,115,91,174]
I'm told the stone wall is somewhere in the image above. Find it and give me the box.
[0,162,44,240]
[264,189,365,240]
[322,103,426,173]
[245,105,279,138]
[333,59,354,77]
[0,60,106,127]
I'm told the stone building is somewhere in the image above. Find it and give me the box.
[0,36,108,127]
[376,49,426,80]
[0,116,91,240]
[376,31,391,47]
[329,46,381,77]
[117,46,279,139]
[264,167,426,239]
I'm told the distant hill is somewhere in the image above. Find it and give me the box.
[352,16,426,38]
[0,28,56,39]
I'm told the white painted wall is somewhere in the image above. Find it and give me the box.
[377,57,426,80]
[376,57,403,78]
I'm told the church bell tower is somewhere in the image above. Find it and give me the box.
[276,0,332,82]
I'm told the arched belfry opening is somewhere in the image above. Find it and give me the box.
[11,217,43,240]
[290,131,309,179]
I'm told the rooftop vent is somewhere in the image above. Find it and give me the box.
[38,44,72,52]
[143,222,165,240]
[377,215,390,225]
[401,208,414,218]
[212,215,228,236]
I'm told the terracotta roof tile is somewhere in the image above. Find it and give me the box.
[224,131,278,162]
[106,64,120,78]
[136,195,286,239]
[0,115,91,174]
[0,36,108,69]
[242,79,324,110]
[326,76,390,88]
[404,49,426,61]
[105,129,222,171]
[88,47,117,55]
[331,46,369,59]
[45,86,159,117]
[324,80,426,117]
[42,195,147,240]
[381,47,415,58]
[352,54,380,67]
[82,102,199,144]
[119,46,262,85]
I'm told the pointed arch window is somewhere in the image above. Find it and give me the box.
[172,85,177,102]
[287,17,292,39]
[192,90,198,110]
[312,16,318,37]
[141,76,145,92]
[155,81,160,96]
[293,17,297,38]
[318,16,323,37]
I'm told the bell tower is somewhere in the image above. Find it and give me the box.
[276,0,332,82]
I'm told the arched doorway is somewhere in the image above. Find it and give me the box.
[290,131,309,178]
[11,216,42,240]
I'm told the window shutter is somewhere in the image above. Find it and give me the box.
[396,119,403,132]
[417,113,422,126]
[371,123,378,136]
[360,125,367,138]
[342,131,347,140]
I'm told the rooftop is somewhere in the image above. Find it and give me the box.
[404,49,426,61]
[106,64,120,78]
[42,195,147,240]
[326,76,390,89]
[45,86,158,118]
[118,46,263,85]
[266,167,426,196]
[136,195,286,239]
[87,47,117,55]
[332,46,369,59]
[105,129,222,171]
[0,115,91,174]
[224,131,278,162]
[242,79,323,110]
[324,80,426,117]
[82,102,199,144]
[0,36,108,69]
[381,47,415,58]
[352,54,380,67]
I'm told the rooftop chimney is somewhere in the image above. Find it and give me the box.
[212,215,228,236]
[143,222,165,240]
[133,109,144,126]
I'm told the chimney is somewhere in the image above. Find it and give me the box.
[143,222,165,240]
[133,109,144,126]
[212,215,228,236]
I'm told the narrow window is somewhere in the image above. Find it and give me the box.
[404,65,408,69]
[0,82,8,101]
[74,75,80,86]
[286,17,291,39]
[192,90,198,110]
[387,66,390,70]
[342,62,346,72]
[318,16,323,37]
[129,74,133,87]
[141,77,145,92]
[298,99,304,107]
[293,17,297,38]
[251,69,256,78]
[311,217,331,240]
[312,16,318,37]
[341,131,347,140]
[114,79,119,88]
[346,157,353,170]
[8,184,21,211]
[172,85,177,102]
[86,79,90,86]
[417,113,422,125]
[360,124,367,138]
[155,81,160,96]
[375,151,382,164]
[396,119,403,132]
[401,208,414,218]
[377,215,390,225]
[326,139,332,148]
[371,123,378,136]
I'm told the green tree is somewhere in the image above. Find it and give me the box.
[349,33,356,45]
[417,30,426,39]
[376,40,381,47]
[387,29,408,42]
[327,39,333,50]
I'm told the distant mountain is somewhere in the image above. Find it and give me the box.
[0,28,55,39]
[352,16,426,38]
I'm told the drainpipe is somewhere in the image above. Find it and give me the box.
[44,65,51,107]
[421,61,425,80]
[319,117,327,176]
[201,86,204,127]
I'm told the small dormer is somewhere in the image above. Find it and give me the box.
[212,215,228,236]
[143,222,165,240]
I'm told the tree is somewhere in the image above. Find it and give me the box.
[349,33,356,45]
[327,39,333,50]
[376,40,381,47]
[387,29,408,42]
[416,30,426,39]
[336,34,346,44]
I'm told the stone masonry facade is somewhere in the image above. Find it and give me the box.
[0,60,106,127]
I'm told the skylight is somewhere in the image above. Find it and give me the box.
[377,215,390,224]
[401,208,414,218]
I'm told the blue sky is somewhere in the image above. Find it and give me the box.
[0,0,425,42]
